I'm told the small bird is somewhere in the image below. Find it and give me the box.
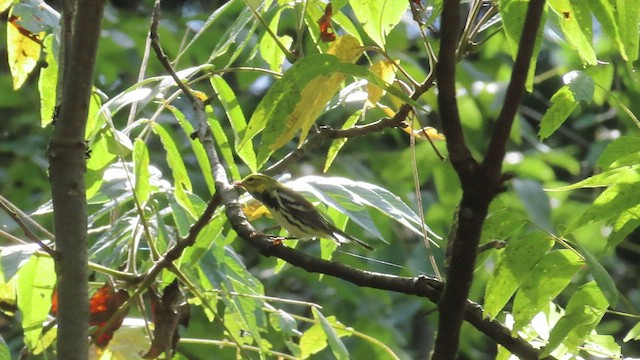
[234,173,374,250]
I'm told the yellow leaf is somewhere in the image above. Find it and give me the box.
[240,199,273,221]
[0,0,13,13]
[367,60,399,105]
[401,125,446,141]
[269,35,364,150]
[7,18,42,89]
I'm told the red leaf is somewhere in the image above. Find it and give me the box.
[51,282,129,348]
[142,280,190,359]
[318,3,336,42]
[89,283,129,348]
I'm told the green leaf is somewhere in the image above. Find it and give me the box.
[0,335,9,360]
[151,122,192,193]
[169,107,216,194]
[38,35,58,127]
[210,75,257,173]
[312,308,349,360]
[300,320,329,358]
[512,179,553,233]
[538,86,578,140]
[7,7,41,89]
[616,0,640,62]
[243,54,418,167]
[569,240,619,307]
[623,321,640,342]
[587,0,626,60]
[133,139,151,204]
[542,281,609,357]
[563,71,594,103]
[323,110,361,172]
[290,176,441,243]
[0,244,40,281]
[258,8,292,72]
[596,135,640,169]
[548,0,597,65]
[512,250,583,332]
[348,0,406,47]
[207,107,241,181]
[547,164,640,191]
[484,232,554,319]
[16,256,56,351]
[568,183,640,232]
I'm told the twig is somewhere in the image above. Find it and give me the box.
[0,195,59,260]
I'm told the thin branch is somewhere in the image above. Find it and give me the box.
[483,0,545,179]
[0,195,59,260]
[435,0,475,171]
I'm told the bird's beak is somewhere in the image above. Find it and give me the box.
[233,181,244,189]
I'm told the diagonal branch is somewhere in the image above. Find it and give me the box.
[483,0,546,178]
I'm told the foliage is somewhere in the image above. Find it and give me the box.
[1,0,640,359]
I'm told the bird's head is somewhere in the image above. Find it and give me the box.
[234,173,278,195]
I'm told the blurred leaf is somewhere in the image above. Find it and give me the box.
[349,0,406,47]
[539,86,578,140]
[313,307,349,360]
[512,179,554,233]
[570,240,619,306]
[542,281,609,357]
[512,250,583,332]
[0,336,8,360]
[7,9,42,89]
[484,232,554,320]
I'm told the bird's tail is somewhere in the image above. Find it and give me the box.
[333,230,374,251]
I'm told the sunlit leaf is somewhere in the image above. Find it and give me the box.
[542,281,608,357]
[548,0,597,65]
[324,110,362,172]
[7,10,42,89]
[210,76,258,173]
[568,183,640,232]
[616,0,640,63]
[133,139,151,203]
[16,256,55,351]
[484,232,553,320]
[512,250,583,332]
[538,86,577,140]
[349,0,406,47]
[38,34,57,127]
